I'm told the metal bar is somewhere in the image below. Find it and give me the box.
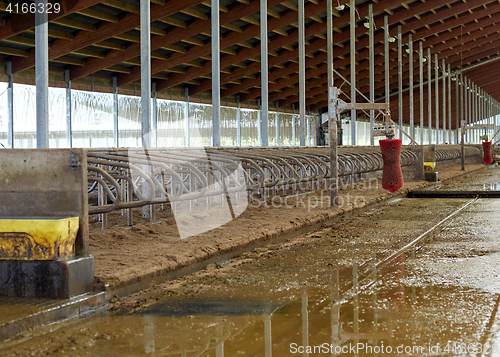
[327,0,333,89]
[409,33,414,140]
[468,78,472,141]
[419,42,424,145]
[152,82,157,147]
[460,74,464,144]
[435,54,439,144]
[7,62,13,148]
[369,4,374,146]
[65,69,72,148]
[329,87,338,207]
[275,101,280,146]
[140,0,151,148]
[299,0,306,146]
[350,0,356,146]
[384,16,389,108]
[113,77,119,147]
[456,73,459,144]
[398,26,402,140]
[35,0,49,149]
[448,64,452,144]
[292,104,296,145]
[236,95,241,146]
[212,0,221,146]
[307,106,311,146]
[261,0,269,147]
[428,48,432,145]
[257,98,262,145]
[185,87,190,147]
[442,59,446,143]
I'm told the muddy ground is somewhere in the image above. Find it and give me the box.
[1,164,499,356]
[89,162,485,290]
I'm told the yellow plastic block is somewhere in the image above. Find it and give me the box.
[0,217,79,260]
[424,162,435,173]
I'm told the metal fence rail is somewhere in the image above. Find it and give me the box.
[86,145,476,229]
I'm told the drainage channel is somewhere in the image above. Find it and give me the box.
[408,191,500,198]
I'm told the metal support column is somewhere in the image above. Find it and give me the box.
[409,34,414,140]
[35,0,49,149]
[64,69,72,148]
[329,87,338,207]
[236,96,241,146]
[212,0,221,146]
[398,26,403,140]
[113,77,119,147]
[299,0,306,146]
[435,54,439,144]
[460,74,464,144]
[369,4,374,145]
[427,48,432,144]
[350,0,356,146]
[185,87,190,147]
[419,42,424,145]
[292,104,296,145]
[257,98,262,145]
[456,74,459,144]
[467,79,474,141]
[327,0,333,89]
[448,64,452,144]
[7,62,13,148]
[140,0,151,148]
[442,59,446,143]
[327,0,334,151]
[261,0,269,146]
[384,16,390,107]
[152,83,157,147]
[275,101,280,146]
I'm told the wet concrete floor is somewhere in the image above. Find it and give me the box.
[2,170,500,356]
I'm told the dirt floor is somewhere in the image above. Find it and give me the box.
[89,162,485,290]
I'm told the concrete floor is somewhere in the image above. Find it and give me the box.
[1,165,500,356]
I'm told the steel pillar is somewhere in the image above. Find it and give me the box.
[152,83,157,147]
[299,0,306,146]
[435,54,439,144]
[327,0,333,89]
[212,0,221,146]
[427,48,432,144]
[384,16,390,107]
[140,0,151,148]
[236,96,241,146]
[185,87,190,147]
[350,0,356,146]
[65,70,72,148]
[275,101,280,146]
[113,77,119,147]
[448,64,452,143]
[409,34,414,140]
[329,87,338,207]
[260,0,269,146]
[292,104,296,145]
[35,0,49,149]
[369,4,374,146]
[7,62,13,148]
[419,42,424,145]
[398,26,402,140]
[442,59,446,143]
